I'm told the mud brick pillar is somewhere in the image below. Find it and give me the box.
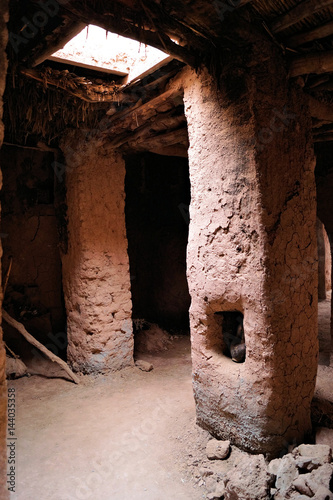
[183,38,318,456]
[60,135,134,373]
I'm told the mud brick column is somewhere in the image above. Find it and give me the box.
[0,1,8,498]
[183,39,318,456]
[60,135,134,373]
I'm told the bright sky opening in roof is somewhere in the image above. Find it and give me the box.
[51,25,169,81]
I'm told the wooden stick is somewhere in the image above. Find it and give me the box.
[2,310,80,384]
[287,20,333,47]
[4,342,18,359]
[270,0,333,33]
[3,257,12,295]
[289,50,333,77]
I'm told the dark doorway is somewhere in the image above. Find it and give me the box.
[125,152,191,333]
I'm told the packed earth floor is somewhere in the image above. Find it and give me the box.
[7,294,333,500]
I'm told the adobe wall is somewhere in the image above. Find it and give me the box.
[1,146,65,345]
[183,36,317,456]
[0,1,8,498]
[60,135,134,373]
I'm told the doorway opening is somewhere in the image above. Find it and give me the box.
[125,152,191,354]
[317,217,332,366]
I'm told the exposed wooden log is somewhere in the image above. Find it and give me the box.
[289,51,333,77]
[20,67,124,103]
[270,0,333,33]
[30,21,86,67]
[146,144,188,157]
[124,127,189,152]
[287,20,333,47]
[312,118,331,129]
[311,80,333,92]
[313,124,333,135]
[2,310,80,384]
[237,0,253,6]
[108,112,186,148]
[308,75,330,88]
[3,141,58,152]
[308,95,333,123]
[127,57,174,86]
[103,86,183,135]
[61,3,197,67]
[314,133,333,142]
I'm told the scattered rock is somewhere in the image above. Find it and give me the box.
[6,355,29,378]
[293,475,314,497]
[269,458,282,477]
[293,444,332,467]
[306,463,333,494]
[199,467,214,477]
[313,486,333,500]
[291,496,313,500]
[224,454,273,500]
[134,360,153,372]
[206,440,230,460]
[207,481,225,500]
[276,454,299,496]
[295,456,317,471]
[316,428,333,451]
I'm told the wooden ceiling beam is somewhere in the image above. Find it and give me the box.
[103,86,183,135]
[270,0,333,34]
[314,133,333,142]
[124,127,189,152]
[308,95,333,123]
[287,20,333,47]
[289,50,333,77]
[29,21,86,67]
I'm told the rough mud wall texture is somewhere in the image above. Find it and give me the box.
[60,135,133,373]
[0,1,8,498]
[1,146,65,338]
[183,37,317,457]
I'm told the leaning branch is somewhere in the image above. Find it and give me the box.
[2,310,80,384]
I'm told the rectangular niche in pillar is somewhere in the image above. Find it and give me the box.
[215,311,246,363]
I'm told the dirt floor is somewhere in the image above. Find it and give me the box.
[6,295,333,500]
[8,336,209,500]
